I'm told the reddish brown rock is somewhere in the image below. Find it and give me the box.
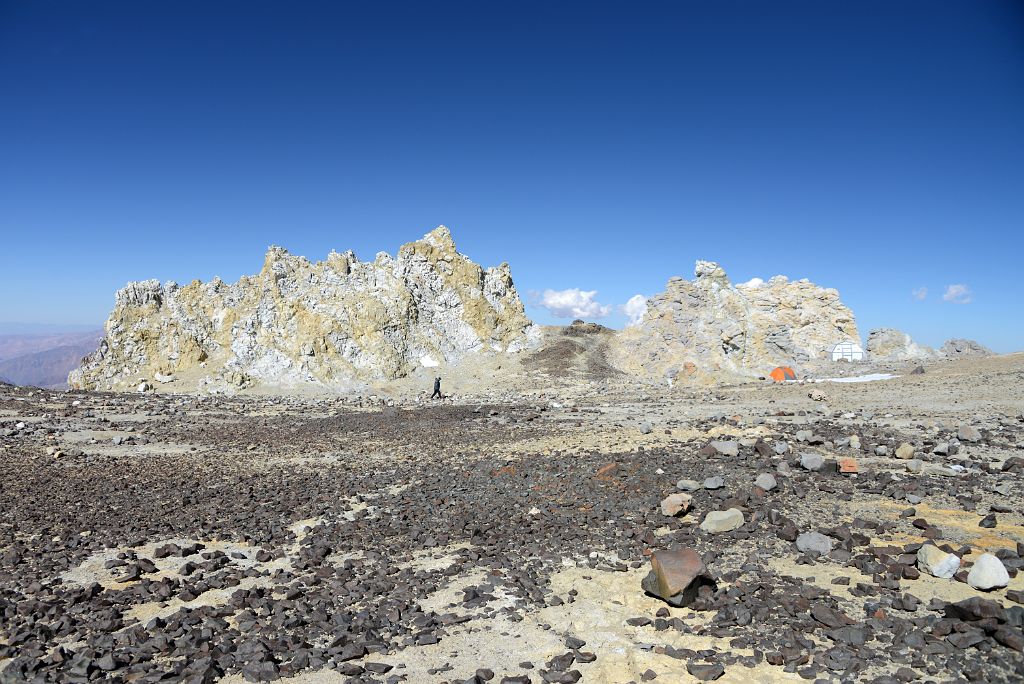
[641,548,715,607]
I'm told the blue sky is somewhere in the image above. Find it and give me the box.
[1,1,1022,351]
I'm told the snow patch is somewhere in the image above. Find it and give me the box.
[817,373,898,384]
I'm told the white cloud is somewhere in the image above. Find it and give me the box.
[539,288,612,319]
[943,284,972,304]
[737,277,765,289]
[622,294,648,327]
[912,286,928,301]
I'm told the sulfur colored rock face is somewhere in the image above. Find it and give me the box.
[68,226,538,392]
[609,260,860,382]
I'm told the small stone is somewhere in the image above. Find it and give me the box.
[837,457,858,474]
[709,440,738,457]
[703,476,725,490]
[978,513,997,528]
[754,473,777,491]
[700,508,744,534]
[958,425,982,442]
[677,479,701,492]
[917,544,960,579]
[796,532,833,557]
[565,637,586,650]
[660,493,692,517]
[800,453,824,471]
[967,553,1009,591]
[905,459,923,474]
[774,441,790,455]
[895,443,915,460]
[640,422,653,434]
[686,662,725,681]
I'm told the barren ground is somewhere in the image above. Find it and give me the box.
[1,354,1023,683]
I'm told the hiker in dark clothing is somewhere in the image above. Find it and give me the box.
[431,376,442,399]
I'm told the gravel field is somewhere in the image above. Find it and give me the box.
[1,354,1023,683]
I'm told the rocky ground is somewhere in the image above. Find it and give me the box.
[1,354,1023,683]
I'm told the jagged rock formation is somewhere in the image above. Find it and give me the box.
[70,227,537,392]
[866,329,994,362]
[610,261,859,381]
[941,338,993,359]
[866,328,937,361]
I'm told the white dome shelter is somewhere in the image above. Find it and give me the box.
[827,340,865,362]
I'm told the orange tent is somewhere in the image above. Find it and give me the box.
[769,366,796,382]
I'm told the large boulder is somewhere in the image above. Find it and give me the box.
[69,227,539,392]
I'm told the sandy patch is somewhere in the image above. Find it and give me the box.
[222,560,802,683]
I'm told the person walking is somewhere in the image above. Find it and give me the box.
[431,376,442,399]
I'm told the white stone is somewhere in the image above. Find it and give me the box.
[917,544,960,579]
[700,508,744,534]
[800,453,824,471]
[967,553,1009,591]
[709,440,738,457]
[796,532,833,556]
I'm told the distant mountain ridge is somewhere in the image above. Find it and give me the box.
[0,331,102,388]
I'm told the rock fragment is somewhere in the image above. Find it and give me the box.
[700,508,744,534]
[708,440,738,457]
[641,548,716,607]
[917,544,960,579]
[799,452,824,471]
[660,493,692,517]
[796,532,833,557]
